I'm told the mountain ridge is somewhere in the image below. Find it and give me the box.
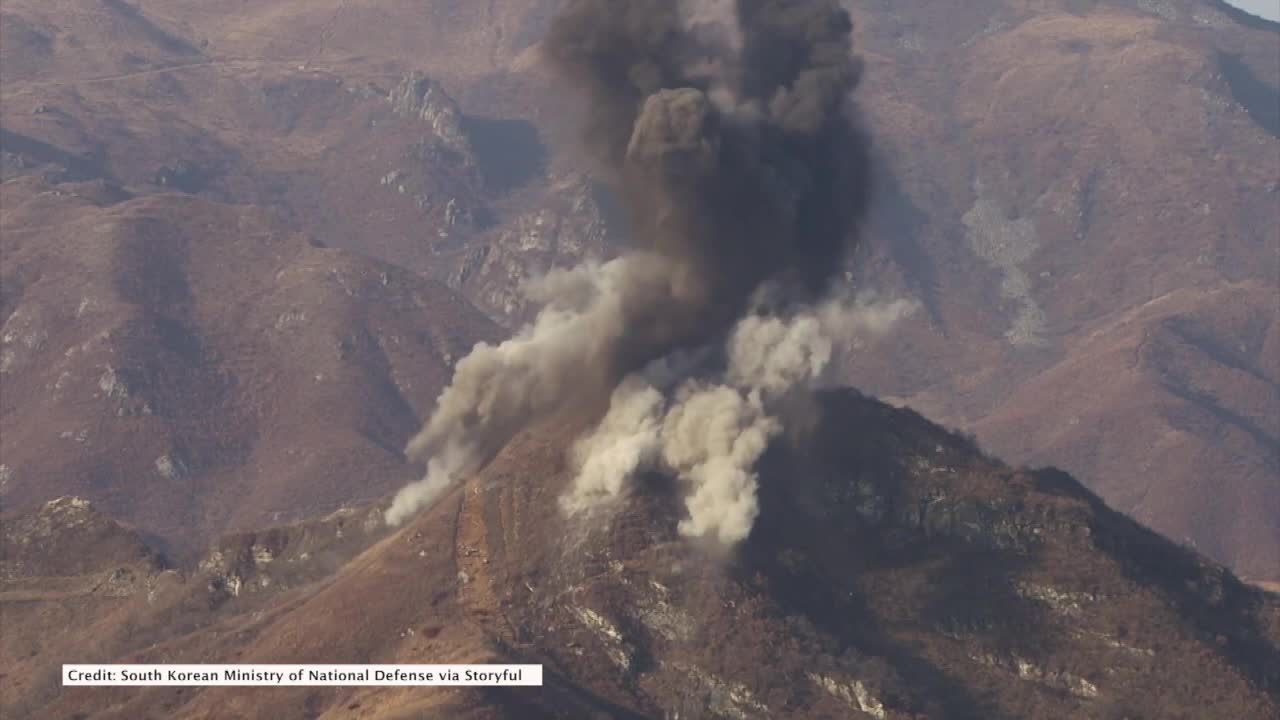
[2,0,1276,576]
[3,389,1277,718]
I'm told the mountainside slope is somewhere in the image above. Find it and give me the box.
[833,0,1280,580]
[0,0,1275,588]
[0,178,499,554]
[3,390,1277,719]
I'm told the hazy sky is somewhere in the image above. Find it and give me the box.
[1224,0,1280,22]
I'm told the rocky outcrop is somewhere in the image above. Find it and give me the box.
[389,72,471,158]
[380,73,485,241]
[0,497,164,580]
[447,175,612,323]
[809,673,889,719]
[198,504,388,605]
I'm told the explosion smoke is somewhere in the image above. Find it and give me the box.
[558,294,916,542]
[388,0,885,541]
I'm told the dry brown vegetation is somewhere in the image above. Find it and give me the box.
[1,0,1274,579]
[3,391,1278,718]
[1,1,1278,716]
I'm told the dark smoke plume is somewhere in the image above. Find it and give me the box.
[388,0,877,535]
[546,0,870,347]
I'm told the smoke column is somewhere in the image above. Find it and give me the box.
[559,292,916,543]
[387,0,883,540]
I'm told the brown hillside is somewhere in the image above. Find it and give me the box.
[0,0,1275,582]
[3,391,1277,718]
[834,1,1280,579]
[0,178,499,555]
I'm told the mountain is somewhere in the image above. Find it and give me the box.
[0,0,610,558]
[0,177,500,556]
[7,0,1271,579]
[1,2,1279,715]
[3,391,1278,718]
[835,0,1280,583]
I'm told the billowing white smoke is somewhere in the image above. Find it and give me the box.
[557,291,918,544]
[387,253,917,541]
[560,375,667,516]
[820,291,920,345]
[660,382,777,544]
[726,313,831,396]
[386,253,681,526]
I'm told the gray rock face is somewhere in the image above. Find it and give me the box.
[389,72,472,157]
[379,73,484,242]
[447,176,613,323]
